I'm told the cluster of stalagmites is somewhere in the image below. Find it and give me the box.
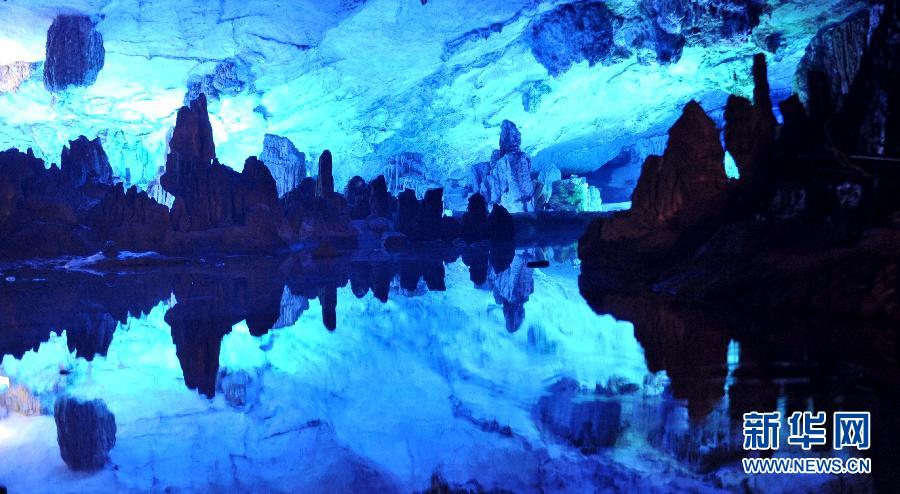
[578,1,900,322]
[0,92,523,258]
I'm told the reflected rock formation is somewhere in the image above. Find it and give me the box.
[54,397,117,471]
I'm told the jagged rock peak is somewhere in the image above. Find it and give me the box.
[61,135,113,188]
[160,93,216,196]
[631,100,726,224]
[44,14,105,92]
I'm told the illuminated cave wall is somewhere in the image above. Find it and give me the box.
[0,0,864,199]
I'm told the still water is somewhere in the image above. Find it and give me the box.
[0,247,893,493]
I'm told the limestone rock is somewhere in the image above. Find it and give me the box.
[54,397,117,471]
[488,203,515,241]
[796,7,883,113]
[527,2,618,75]
[629,100,727,227]
[44,15,105,92]
[344,176,371,220]
[259,134,305,197]
[160,94,216,198]
[316,150,334,198]
[723,53,776,190]
[0,62,34,93]
[461,193,489,243]
[470,120,535,213]
[60,136,114,188]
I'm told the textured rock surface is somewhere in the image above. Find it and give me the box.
[724,53,776,191]
[795,6,883,112]
[471,120,536,213]
[61,135,114,188]
[54,397,117,471]
[259,134,305,197]
[0,61,34,93]
[44,15,104,92]
[629,101,727,227]
[0,0,861,198]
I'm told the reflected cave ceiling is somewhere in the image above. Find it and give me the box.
[0,0,865,196]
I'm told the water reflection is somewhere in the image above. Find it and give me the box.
[0,247,893,492]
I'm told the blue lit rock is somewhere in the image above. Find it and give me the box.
[259,134,305,197]
[44,15,105,92]
[526,2,618,76]
[471,120,536,213]
[54,397,117,471]
[0,0,869,200]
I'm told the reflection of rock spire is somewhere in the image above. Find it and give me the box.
[492,251,535,332]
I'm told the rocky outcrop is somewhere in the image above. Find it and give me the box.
[470,120,536,213]
[527,2,618,76]
[344,176,371,219]
[316,150,334,199]
[162,95,290,251]
[61,136,114,188]
[0,62,34,93]
[487,204,515,242]
[796,7,883,114]
[547,176,602,212]
[160,94,216,198]
[836,1,900,159]
[259,134,305,197]
[640,0,764,63]
[88,183,171,251]
[44,15,105,92]
[397,188,445,241]
[186,58,255,102]
[592,100,727,252]
[54,397,117,471]
[724,53,776,192]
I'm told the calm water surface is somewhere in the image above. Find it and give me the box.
[0,247,894,493]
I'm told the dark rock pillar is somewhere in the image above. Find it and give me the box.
[316,150,334,199]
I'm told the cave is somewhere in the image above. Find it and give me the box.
[0,0,898,492]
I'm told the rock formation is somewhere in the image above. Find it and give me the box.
[60,136,114,188]
[592,99,727,253]
[162,95,290,252]
[44,15,105,92]
[0,62,33,93]
[259,134,305,197]
[316,150,334,199]
[344,176,371,220]
[724,53,777,193]
[527,2,618,75]
[54,397,117,471]
[796,7,884,114]
[471,120,536,213]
